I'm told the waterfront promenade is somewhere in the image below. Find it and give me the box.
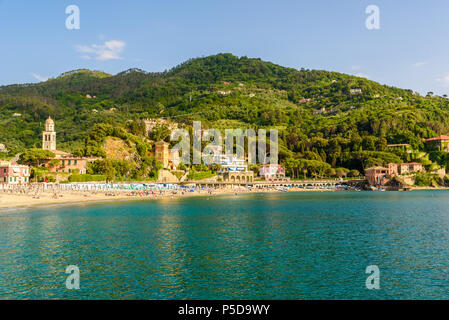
[0,178,364,193]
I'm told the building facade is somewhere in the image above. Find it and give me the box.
[155,141,170,168]
[216,154,248,173]
[365,166,390,186]
[169,150,180,170]
[203,144,223,165]
[151,141,181,170]
[0,161,30,185]
[222,171,254,183]
[387,163,399,176]
[44,157,89,174]
[259,164,287,181]
[213,154,255,183]
[399,162,424,175]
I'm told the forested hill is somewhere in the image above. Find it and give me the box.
[2,53,449,172]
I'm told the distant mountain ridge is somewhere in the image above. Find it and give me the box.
[57,69,112,79]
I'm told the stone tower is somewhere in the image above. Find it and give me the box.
[42,116,56,151]
[155,141,169,168]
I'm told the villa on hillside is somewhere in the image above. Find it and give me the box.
[40,117,98,174]
[365,162,425,186]
[399,162,424,174]
[0,144,8,153]
[424,135,449,152]
[0,161,30,185]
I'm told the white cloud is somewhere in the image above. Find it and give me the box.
[437,75,449,87]
[351,65,361,71]
[31,73,48,82]
[413,61,427,67]
[76,40,126,61]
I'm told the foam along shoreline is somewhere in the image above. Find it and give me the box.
[0,186,340,211]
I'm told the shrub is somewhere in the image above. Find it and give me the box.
[68,174,106,182]
[414,172,436,186]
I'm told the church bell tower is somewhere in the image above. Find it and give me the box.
[42,116,56,151]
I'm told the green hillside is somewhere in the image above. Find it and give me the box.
[2,53,449,178]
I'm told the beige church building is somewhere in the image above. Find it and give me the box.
[41,117,97,174]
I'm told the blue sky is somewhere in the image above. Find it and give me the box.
[1,0,449,95]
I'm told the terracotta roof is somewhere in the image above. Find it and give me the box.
[52,151,72,158]
[53,150,71,155]
[401,162,422,165]
[0,161,28,168]
[365,166,387,171]
[425,135,449,142]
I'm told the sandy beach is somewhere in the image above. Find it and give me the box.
[0,185,337,211]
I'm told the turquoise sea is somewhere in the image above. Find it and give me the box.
[1,191,449,299]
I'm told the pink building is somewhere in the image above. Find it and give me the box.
[399,162,424,174]
[365,162,425,185]
[42,157,90,174]
[387,163,398,175]
[364,166,390,186]
[0,162,30,185]
[259,164,287,181]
